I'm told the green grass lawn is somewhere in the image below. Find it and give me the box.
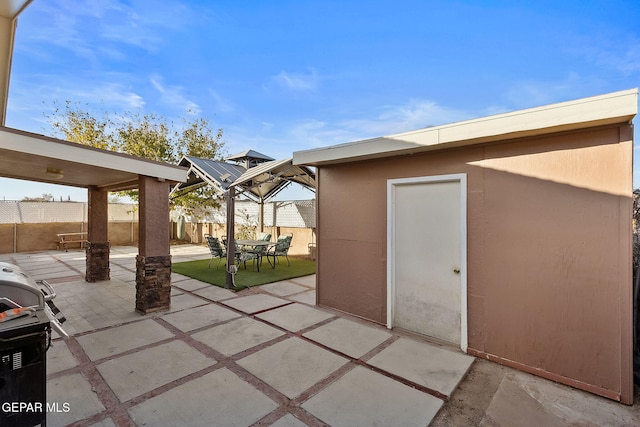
[172,256,316,290]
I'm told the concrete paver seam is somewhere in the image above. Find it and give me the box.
[54,337,137,427]
[121,363,223,410]
[296,331,451,401]
[154,305,345,426]
[211,290,451,401]
[39,249,463,426]
[49,253,87,276]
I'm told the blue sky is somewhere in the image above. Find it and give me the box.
[3,0,640,201]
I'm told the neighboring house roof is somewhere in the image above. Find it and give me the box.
[293,89,638,166]
[0,126,187,191]
[172,155,316,202]
[169,199,316,228]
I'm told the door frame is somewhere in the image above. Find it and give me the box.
[386,173,468,352]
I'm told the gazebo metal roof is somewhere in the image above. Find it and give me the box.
[226,149,274,163]
[232,158,315,201]
[174,156,245,193]
[171,155,315,202]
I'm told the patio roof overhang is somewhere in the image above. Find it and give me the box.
[0,125,188,191]
[293,88,638,166]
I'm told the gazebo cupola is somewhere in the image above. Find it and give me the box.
[225,150,274,169]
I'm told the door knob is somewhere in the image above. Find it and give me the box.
[453,268,460,274]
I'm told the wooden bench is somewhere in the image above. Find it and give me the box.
[57,232,88,251]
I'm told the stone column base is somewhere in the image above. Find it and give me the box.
[85,242,110,282]
[136,254,171,314]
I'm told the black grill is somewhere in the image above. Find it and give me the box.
[0,262,67,427]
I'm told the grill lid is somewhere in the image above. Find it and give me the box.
[0,262,45,310]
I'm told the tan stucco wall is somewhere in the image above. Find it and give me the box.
[315,123,633,402]
[109,222,139,245]
[264,226,316,257]
[0,222,138,253]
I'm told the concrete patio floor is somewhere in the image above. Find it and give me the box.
[1,245,639,426]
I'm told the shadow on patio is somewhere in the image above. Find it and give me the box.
[1,245,637,426]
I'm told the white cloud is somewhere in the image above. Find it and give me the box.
[6,74,146,134]
[375,100,472,133]
[84,84,146,110]
[221,99,480,155]
[502,73,608,109]
[21,0,194,59]
[150,74,201,114]
[319,99,475,143]
[569,32,640,76]
[207,89,235,113]
[592,43,640,75]
[52,79,146,110]
[268,68,320,92]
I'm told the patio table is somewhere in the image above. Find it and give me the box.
[236,240,274,271]
[235,240,273,248]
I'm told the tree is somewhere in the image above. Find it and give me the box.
[22,193,54,202]
[168,114,227,216]
[49,101,114,150]
[46,102,226,213]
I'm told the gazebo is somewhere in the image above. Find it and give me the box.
[170,150,316,287]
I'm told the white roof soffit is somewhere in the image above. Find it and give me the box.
[0,0,32,19]
[293,88,639,166]
[0,126,187,190]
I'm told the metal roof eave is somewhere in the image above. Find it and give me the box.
[226,149,274,162]
[230,159,316,201]
[231,159,315,188]
[171,155,316,203]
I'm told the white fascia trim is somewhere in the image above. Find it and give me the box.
[294,88,638,166]
[0,126,187,182]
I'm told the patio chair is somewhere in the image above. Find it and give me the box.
[257,232,272,241]
[238,249,262,271]
[241,232,272,271]
[204,235,226,269]
[221,237,242,266]
[242,233,271,271]
[266,234,293,268]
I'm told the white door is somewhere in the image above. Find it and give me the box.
[387,174,467,350]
